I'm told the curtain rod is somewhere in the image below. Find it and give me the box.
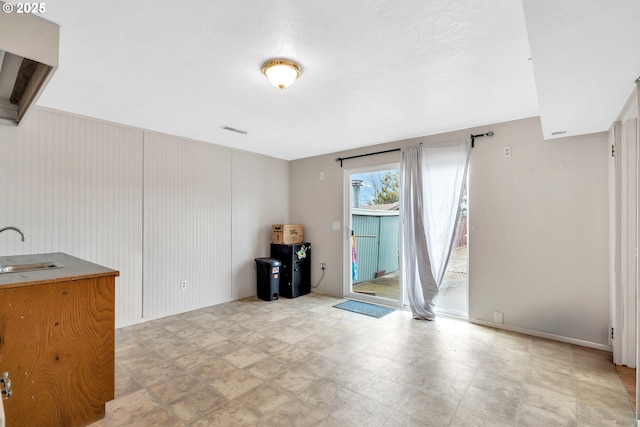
[335,132,494,167]
[335,148,401,167]
[470,131,494,148]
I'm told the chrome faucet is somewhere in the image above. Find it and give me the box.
[0,226,25,241]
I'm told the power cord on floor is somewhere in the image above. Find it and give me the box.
[312,264,325,288]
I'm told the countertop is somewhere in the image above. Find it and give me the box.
[0,252,119,289]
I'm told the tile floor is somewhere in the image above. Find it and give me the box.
[89,293,637,426]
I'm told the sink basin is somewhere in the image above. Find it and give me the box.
[0,261,64,274]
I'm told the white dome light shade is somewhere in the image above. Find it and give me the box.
[262,59,301,89]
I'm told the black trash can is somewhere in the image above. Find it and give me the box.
[255,258,281,301]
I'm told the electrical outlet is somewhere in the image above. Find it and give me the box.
[320,263,326,270]
[180,280,187,290]
[503,146,511,158]
[494,311,504,324]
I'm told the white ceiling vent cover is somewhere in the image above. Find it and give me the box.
[221,126,248,135]
[0,2,59,126]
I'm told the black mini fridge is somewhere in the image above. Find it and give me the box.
[270,242,311,298]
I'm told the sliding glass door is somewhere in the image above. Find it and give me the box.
[434,184,469,318]
[344,164,403,307]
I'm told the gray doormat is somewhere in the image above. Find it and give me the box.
[333,300,395,318]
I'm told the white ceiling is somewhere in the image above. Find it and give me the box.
[30,0,640,160]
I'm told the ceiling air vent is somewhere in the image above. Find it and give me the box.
[0,3,59,126]
[221,126,248,135]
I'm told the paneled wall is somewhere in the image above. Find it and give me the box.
[0,109,144,324]
[0,108,290,327]
[231,151,290,300]
[143,133,233,318]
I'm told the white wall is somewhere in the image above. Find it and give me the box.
[0,108,290,327]
[231,151,290,300]
[290,117,610,346]
[0,109,144,325]
[143,133,233,318]
[469,118,609,346]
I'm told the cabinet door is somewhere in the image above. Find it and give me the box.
[293,256,311,297]
[0,277,115,427]
[280,260,293,298]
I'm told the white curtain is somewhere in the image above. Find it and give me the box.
[400,139,471,320]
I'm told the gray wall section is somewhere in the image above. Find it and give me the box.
[290,116,610,346]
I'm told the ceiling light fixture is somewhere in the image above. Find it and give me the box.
[261,59,301,89]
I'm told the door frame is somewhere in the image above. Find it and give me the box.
[611,84,638,371]
[343,163,404,308]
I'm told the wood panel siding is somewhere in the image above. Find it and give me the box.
[143,133,233,317]
[0,109,143,326]
[0,108,290,327]
[231,151,290,299]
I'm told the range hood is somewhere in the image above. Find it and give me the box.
[0,2,59,126]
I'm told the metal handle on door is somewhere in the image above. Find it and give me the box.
[1,371,12,399]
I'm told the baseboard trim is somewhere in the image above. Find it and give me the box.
[471,318,612,352]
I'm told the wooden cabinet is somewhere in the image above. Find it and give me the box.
[0,254,117,427]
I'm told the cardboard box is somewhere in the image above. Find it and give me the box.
[272,224,304,244]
